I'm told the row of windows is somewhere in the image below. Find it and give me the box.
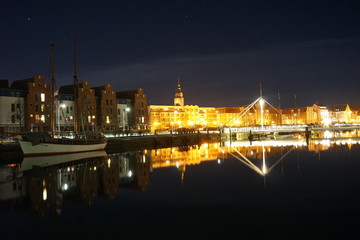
[11,115,21,123]
[105,99,113,105]
[34,93,46,102]
[11,103,20,112]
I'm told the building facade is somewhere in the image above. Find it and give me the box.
[93,84,118,131]
[116,88,149,131]
[11,75,52,133]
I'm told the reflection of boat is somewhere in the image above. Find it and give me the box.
[20,150,108,171]
[18,132,107,157]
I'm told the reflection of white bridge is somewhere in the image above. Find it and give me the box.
[223,125,308,133]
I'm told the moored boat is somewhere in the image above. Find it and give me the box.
[18,131,107,157]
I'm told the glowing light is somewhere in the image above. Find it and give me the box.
[43,188,47,201]
[142,155,146,163]
[324,130,333,138]
[259,98,265,106]
[107,158,111,168]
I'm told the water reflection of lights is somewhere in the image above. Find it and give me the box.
[62,183,69,191]
[224,144,295,177]
[150,138,360,175]
[222,139,308,148]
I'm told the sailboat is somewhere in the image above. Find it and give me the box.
[18,39,107,157]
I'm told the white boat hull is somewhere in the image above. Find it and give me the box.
[21,150,108,171]
[18,139,107,157]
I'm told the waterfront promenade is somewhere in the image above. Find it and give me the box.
[0,131,221,161]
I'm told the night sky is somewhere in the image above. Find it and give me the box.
[1,0,360,108]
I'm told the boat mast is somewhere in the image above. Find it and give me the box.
[73,35,79,133]
[50,43,56,135]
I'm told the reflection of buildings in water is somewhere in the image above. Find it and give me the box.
[151,143,223,183]
[149,138,360,179]
[0,164,25,201]
[2,144,225,216]
[151,143,222,169]
[0,152,153,217]
[108,150,152,191]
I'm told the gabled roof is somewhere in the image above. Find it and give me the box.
[350,105,360,112]
[327,104,348,112]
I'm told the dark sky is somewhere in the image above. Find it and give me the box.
[1,0,360,108]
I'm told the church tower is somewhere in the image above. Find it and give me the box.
[174,78,184,106]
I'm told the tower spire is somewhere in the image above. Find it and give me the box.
[174,77,184,106]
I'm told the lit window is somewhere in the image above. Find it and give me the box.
[106,116,110,123]
[40,93,45,102]
[40,115,45,122]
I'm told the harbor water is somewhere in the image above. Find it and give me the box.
[1,137,360,239]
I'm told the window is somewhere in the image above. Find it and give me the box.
[41,104,45,112]
[16,104,20,109]
[11,115,15,123]
[35,104,39,112]
[11,104,15,112]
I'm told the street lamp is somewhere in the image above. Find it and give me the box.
[58,103,66,132]
[123,107,130,130]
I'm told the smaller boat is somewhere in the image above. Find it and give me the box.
[18,131,107,157]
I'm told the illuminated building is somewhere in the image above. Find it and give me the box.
[327,104,352,123]
[350,105,360,123]
[149,81,218,132]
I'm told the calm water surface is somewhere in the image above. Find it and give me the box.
[1,138,360,239]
